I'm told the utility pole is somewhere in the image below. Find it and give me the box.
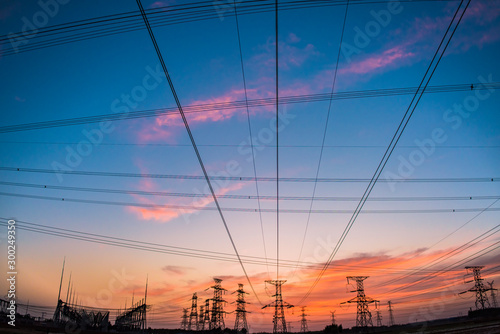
[374,301,382,327]
[487,281,498,308]
[387,301,395,326]
[207,278,227,330]
[460,266,491,310]
[262,280,293,333]
[299,307,308,333]
[233,283,249,332]
[330,311,336,325]
[341,276,377,327]
[181,308,188,330]
[188,293,198,331]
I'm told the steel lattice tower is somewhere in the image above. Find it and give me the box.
[299,307,308,333]
[374,301,382,327]
[387,301,395,326]
[233,283,249,332]
[341,276,377,327]
[487,281,498,308]
[207,278,227,330]
[262,280,293,334]
[188,293,198,331]
[199,305,205,330]
[181,308,188,330]
[204,299,211,329]
[330,311,336,325]
[460,266,491,310]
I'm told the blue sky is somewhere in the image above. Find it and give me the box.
[0,0,499,330]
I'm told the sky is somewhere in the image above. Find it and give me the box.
[0,0,499,331]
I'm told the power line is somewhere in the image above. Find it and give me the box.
[2,191,499,214]
[298,0,471,305]
[0,218,455,274]
[233,0,270,278]
[293,0,350,280]
[2,180,498,202]
[275,0,280,280]
[1,167,497,183]
[1,82,498,133]
[135,0,261,305]
[0,0,462,57]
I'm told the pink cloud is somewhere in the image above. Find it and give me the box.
[149,1,172,9]
[340,46,415,75]
[128,180,246,223]
[15,96,25,102]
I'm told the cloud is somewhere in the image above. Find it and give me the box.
[340,45,415,75]
[162,265,192,275]
[149,1,172,9]
[128,178,246,223]
[15,96,26,102]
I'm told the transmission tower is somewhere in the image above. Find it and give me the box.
[207,278,227,329]
[188,293,198,331]
[387,301,395,326]
[204,299,211,329]
[330,310,336,325]
[181,308,188,330]
[262,280,293,334]
[233,283,250,332]
[299,307,308,333]
[374,301,383,327]
[199,304,205,330]
[341,276,377,327]
[487,281,498,308]
[460,266,491,310]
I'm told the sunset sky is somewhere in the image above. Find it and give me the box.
[0,0,499,331]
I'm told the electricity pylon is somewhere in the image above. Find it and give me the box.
[330,310,336,325]
[299,307,308,332]
[207,278,227,329]
[233,283,249,332]
[188,293,198,331]
[460,266,491,310]
[204,299,211,329]
[374,301,383,327]
[341,276,377,327]
[262,280,293,333]
[199,304,205,330]
[181,308,188,330]
[387,301,395,326]
[487,281,498,308]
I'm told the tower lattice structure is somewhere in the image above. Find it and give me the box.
[207,278,227,330]
[262,280,293,334]
[233,283,249,332]
[387,301,395,326]
[199,304,205,330]
[181,308,188,330]
[487,281,498,308]
[204,299,211,329]
[374,301,383,327]
[341,276,377,327]
[330,311,335,325]
[299,306,308,332]
[460,266,491,310]
[188,293,198,331]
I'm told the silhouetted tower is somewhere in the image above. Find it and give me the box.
[330,311,336,325]
[188,293,198,331]
[460,266,491,310]
[207,278,227,329]
[199,305,205,330]
[204,299,211,329]
[287,322,293,332]
[341,276,377,327]
[387,301,395,326]
[487,281,498,308]
[233,283,249,332]
[181,308,188,330]
[374,301,383,327]
[299,307,308,333]
[262,280,293,334]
